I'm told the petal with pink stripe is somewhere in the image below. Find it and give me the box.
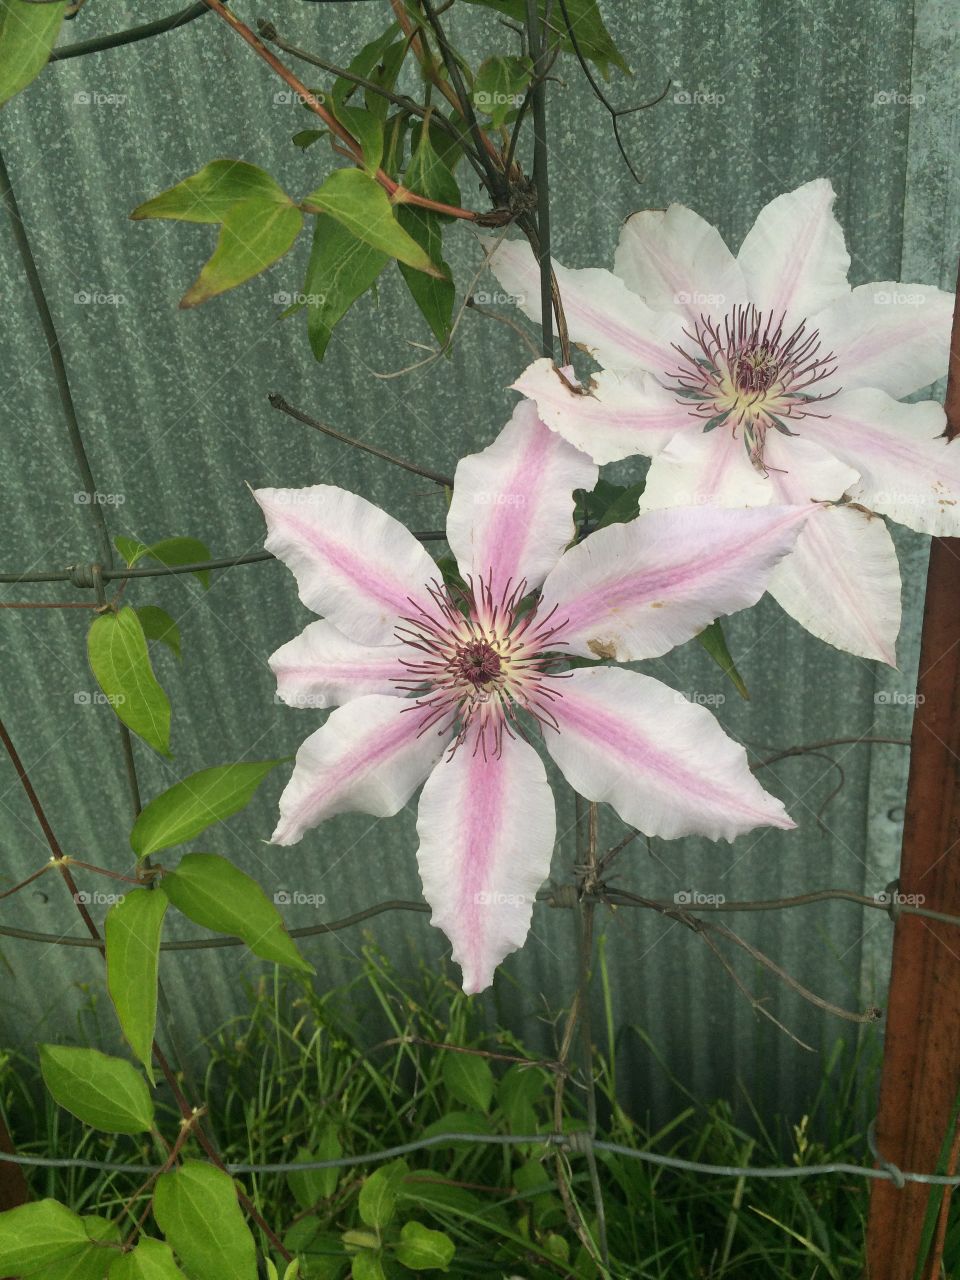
[810,282,954,399]
[737,179,850,327]
[416,730,555,994]
[614,203,749,324]
[446,399,597,596]
[269,620,410,710]
[546,667,794,841]
[479,236,684,374]
[539,504,810,662]
[513,358,694,465]
[798,388,960,536]
[254,485,436,645]
[271,694,448,845]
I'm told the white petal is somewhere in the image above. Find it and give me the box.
[637,426,774,511]
[513,358,693,465]
[809,282,954,399]
[270,619,409,709]
[540,504,810,661]
[737,179,850,326]
[767,504,901,666]
[760,432,860,502]
[798,388,960,535]
[546,667,794,841]
[416,731,555,994]
[614,202,749,323]
[479,235,684,374]
[446,399,597,596]
[254,486,436,645]
[272,695,447,845]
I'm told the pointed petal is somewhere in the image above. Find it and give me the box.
[270,619,410,709]
[614,203,749,324]
[272,695,447,845]
[446,399,597,596]
[767,504,901,666]
[737,179,850,326]
[254,486,436,645]
[798,388,960,535]
[479,236,683,373]
[416,731,555,994]
[637,425,774,511]
[809,282,954,398]
[546,667,794,841]
[512,358,693,464]
[540,505,810,661]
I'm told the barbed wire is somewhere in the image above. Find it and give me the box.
[0,1126,953,1188]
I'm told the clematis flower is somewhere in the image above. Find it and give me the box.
[255,402,810,993]
[482,179,957,665]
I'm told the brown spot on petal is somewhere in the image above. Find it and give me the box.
[587,639,617,660]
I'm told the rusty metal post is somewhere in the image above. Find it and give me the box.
[865,264,960,1279]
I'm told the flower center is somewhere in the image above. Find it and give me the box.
[394,575,568,758]
[668,304,839,471]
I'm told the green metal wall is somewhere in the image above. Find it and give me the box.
[0,0,956,1122]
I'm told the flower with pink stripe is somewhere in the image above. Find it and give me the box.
[483,178,957,667]
[255,401,810,993]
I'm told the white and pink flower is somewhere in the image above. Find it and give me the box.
[482,179,957,665]
[255,403,810,993]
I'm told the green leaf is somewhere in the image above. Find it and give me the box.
[461,0,629,75]
[31,1216,121,1280]
[136,606,182,661]
[292,128,324,150]
[161,853,313,974]
[0,0,67,108]
[696,620,750,701]
[130,760,284,858]
[357,1160,407,1232]
[87,608,171,757]
[303,214,388,362]
[131,160,290,225]
[403,119,462,217]
[350,1252,385,1280]
[181,196,303,307]
[396,121,458,344]
[153,1162,257,1280]
[420,1110,491,1143]
[115,535,213,588]
[498,1063,547,1133]
[109,1237,187,1280]
[289,1128,343,1209]
[0,1201,92,1272]
[38,1045,154,1134]
[105,889,168,1083]
[331,104,384,173]
[395,1221,455,1271]
[575,479,645,531]
[302,170,439,275]
[441,1053,494,1112]
[472,55,533,127]
[282,1221,348,1277]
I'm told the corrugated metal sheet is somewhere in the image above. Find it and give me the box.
[0,0,956,1122]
